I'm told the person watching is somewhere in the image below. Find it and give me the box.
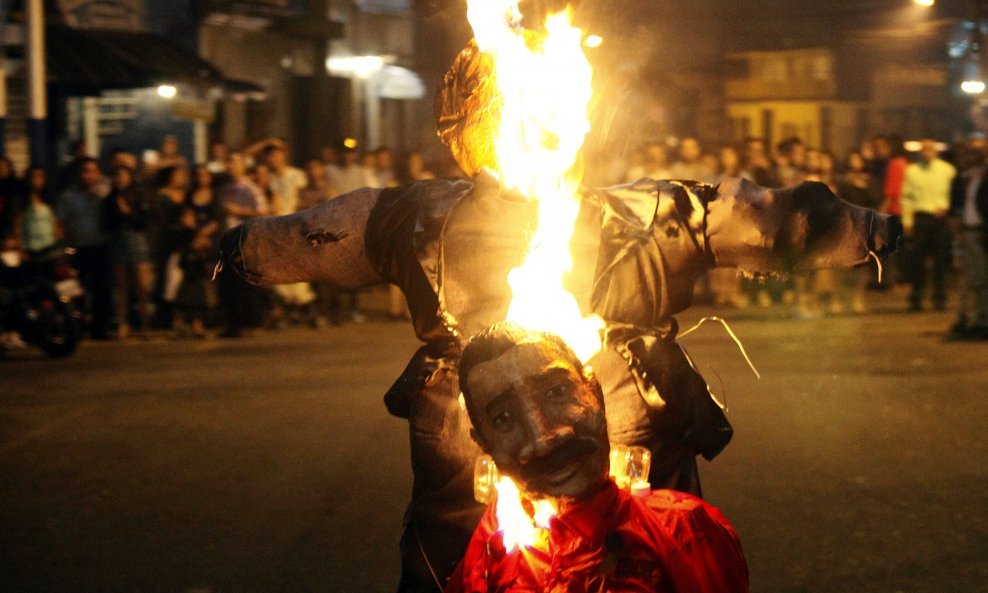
[446,321,749,593]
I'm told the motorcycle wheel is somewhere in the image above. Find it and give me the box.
[33,297,80,358]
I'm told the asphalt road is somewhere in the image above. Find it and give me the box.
[1,289,986,593]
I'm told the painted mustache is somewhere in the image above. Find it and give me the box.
[522,438,599,479]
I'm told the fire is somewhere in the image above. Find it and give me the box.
[466,0,601,551]
[494,477,556,553]
[466,0,603,362]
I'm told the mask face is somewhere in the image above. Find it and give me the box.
[466,341,609,500]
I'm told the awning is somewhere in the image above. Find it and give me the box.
[42,25,266,98]
[376,65,425,100]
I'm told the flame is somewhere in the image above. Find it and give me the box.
[494,477,556,553]
[466,0,603,362]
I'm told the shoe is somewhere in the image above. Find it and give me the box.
[946,325,988,341]
[948,317,969,334]
[0,332,28,350]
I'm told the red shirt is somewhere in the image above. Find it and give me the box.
[445,481,749,593]
[884,156,907,216]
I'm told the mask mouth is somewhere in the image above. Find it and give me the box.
[522,438,599,489]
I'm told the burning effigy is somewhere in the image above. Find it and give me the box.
[218,2,900,590]
[447,321,750,592]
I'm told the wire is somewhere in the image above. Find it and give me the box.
[415,520,444,593]
[679,316,762,380]
[868,250,884,285]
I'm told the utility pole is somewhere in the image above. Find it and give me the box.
[26,0,47,167]
[0,0,10,152]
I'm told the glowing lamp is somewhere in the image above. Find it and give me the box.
[156,85,177,99]
[609,444,652,490]
[962,79,986,95]
[326,55,388,79]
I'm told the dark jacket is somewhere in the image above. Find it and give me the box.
[950,168,988,248]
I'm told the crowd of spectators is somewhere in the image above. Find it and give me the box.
[588,133,987,339]
[1,128,985,347]
[0,136,441,344]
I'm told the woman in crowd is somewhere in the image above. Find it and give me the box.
[103,166,153,337]
[17,166,59,257]
[151,165,190,330]
[174,165,221,338]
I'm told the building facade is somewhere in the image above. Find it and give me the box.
[724,48,865,154]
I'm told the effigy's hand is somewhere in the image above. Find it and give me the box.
[705,178,901,276]
[218,187,384,288]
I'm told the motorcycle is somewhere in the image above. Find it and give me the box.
[0,247,84,358]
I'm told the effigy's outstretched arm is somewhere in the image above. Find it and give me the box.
[591,177,902,325]
[219,188,384,288]
[703,178,901,275]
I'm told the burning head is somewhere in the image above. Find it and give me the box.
[435,39,498,178]
[435,2,592,196]
[459,322,610,501]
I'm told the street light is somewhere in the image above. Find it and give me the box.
[156,85,177,99]
[325,55,389,79]
[913,0,935,7]
[962,79,986,93]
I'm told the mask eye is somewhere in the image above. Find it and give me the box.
[545,383,571,400]
[492,411,513,432]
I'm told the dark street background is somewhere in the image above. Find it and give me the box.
[1,289,986,593]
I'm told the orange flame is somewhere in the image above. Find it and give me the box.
[466,1,603,363]
[494,477,556,553]
[466,0,601,549]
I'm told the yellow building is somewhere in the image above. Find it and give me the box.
[724,48,865,155]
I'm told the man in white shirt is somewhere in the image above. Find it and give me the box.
[266,144,307,216]
[334,148,373,195]
[902,139,957,311]
[949,139,988,338]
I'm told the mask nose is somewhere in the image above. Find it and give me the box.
[516,409,569,466]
